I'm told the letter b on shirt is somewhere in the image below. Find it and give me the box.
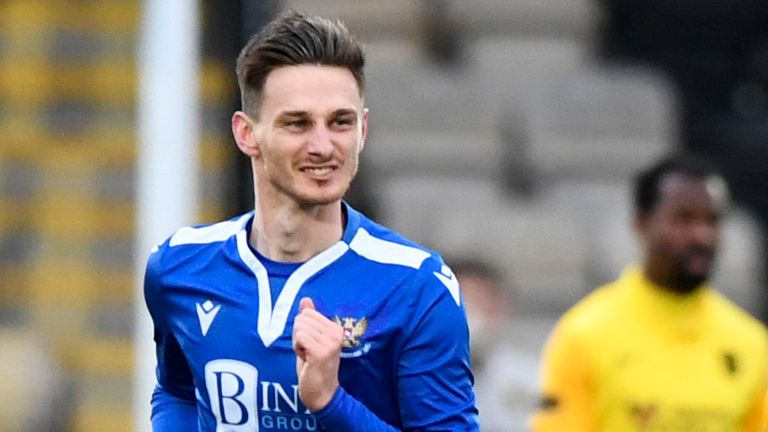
[205,359,259,431]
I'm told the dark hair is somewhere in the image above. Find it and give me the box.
[235,10,365,117]
[633,154,722,217]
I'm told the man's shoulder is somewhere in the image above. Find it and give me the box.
[350,211,443,272]
[149,213,249,270]
[165,214,249,249]
[558,279,625,334]
[708,290,768,346]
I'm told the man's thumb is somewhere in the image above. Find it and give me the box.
[299,297,315,312]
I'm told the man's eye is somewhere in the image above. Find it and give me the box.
[287,119,309,129]
[333,118,354,127]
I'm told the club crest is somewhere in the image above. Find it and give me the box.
[334,316,368,349]
[630,403,658,428]
[722,351,738,376]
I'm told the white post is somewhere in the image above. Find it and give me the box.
[134,1,200,431]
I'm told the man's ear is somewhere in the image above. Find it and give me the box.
[232,111,260,158]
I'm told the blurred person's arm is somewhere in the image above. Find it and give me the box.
[529,321,596,432]
[144,250,198,431]
[742,372,767,432]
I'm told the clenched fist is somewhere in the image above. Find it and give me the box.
[292,297,344,412]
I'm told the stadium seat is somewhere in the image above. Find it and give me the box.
[447,0,597,40]
[435,196,590,314]
[365,39,491,131]
[468,36,588,116]
[0,326,66,432]
[526,65,676,181]
[375,175,506,245]
[365,128,502,178]
[375,174,590,313]
[282,0,421,40]
[0,1,233,431]
[715,209,766,316]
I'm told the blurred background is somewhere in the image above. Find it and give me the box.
[1,1,767,431]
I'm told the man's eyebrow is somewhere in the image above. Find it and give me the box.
[278,111,309,118]
[276,109,357,120]
[332,109,357,117]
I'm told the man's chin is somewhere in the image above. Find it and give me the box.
[294,189,348,208]
[274,180,350,208]
[671,271,708,294]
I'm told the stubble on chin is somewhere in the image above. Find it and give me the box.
[273,177,353,208]
[670,269,708,294]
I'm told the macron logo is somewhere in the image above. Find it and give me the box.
[433,265,461,306]
[196,300,221,337]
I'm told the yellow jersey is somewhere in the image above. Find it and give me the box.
[530,266,768,432]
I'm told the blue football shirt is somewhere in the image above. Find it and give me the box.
[144,203,479,431]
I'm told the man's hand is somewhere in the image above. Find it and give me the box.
[292,297,344,412]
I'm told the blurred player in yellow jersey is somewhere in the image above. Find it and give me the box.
[530,154,768,432]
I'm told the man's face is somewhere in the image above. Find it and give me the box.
[249,64,367,206]
[638,174,726,293]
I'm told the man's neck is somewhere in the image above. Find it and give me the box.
[250,195,345,263]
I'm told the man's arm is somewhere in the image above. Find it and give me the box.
[151,384,198,431]
[529,320,595,432]
[148,331,199,432]
[741,369,767,432]
[144,248,199,431]
[395,271,479,431]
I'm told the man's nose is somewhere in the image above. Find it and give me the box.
[307,125,333,156]
[691,219,718,247]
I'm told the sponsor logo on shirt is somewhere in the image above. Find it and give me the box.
[627,403,734,430]
[205,359,317,431]
[196,300,221,337]
[205,359,259,431]
[630,403,658,429]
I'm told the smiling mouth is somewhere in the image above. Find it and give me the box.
[301,166,335,176]
[683,250,714,275]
